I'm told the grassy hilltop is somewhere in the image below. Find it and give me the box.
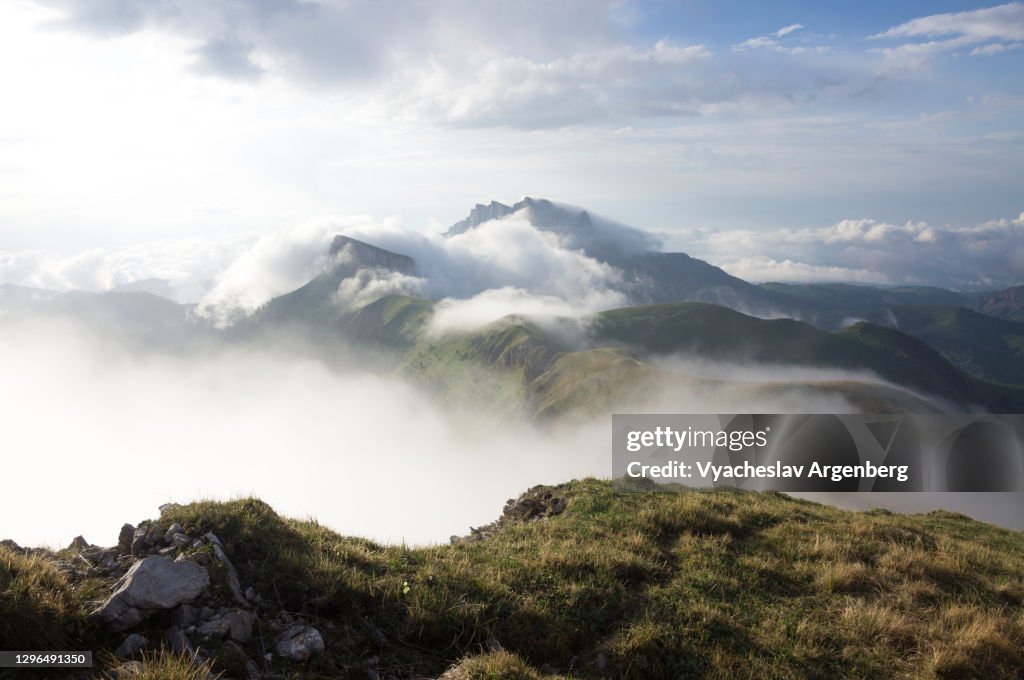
[3,479,1024,679]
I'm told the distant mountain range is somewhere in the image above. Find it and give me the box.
[6,197,1024,414]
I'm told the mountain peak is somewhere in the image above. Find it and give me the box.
[329,235,415,275]
[445,197,658,262]
[445,200,516,236]
[444,197,595,237]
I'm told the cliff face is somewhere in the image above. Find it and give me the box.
[974,284,1024,321]
[445,201,516,236]
[329,236,415,276]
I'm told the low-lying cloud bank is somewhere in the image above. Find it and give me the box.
[4,207,1024,331]
[5,315,1020,550]
[0,317,609,549]
[678,211,1024,289]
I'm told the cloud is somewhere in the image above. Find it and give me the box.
[28,0,874,130]
[9,207,1024,325]
[775,24,804,38]
[971,41,1024,56]
[0,315,611,548]
[714,256,892,285]
[0,239,247,303]
[191,35,264,80]
[195,220,366,321]
[683,211,1024,289]
[428,285,625,335]
[376,41,713,129]
[870,2,1024,66]
[333,268,425,311]
[36,0,626,85]
[732,24,829,55]
[191,205,634,325]
[1,201,638,327]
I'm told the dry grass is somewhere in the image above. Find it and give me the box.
[94,650,219,680]
[0,545,84,649]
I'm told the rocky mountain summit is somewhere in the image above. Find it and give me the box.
[4,482,1024,679]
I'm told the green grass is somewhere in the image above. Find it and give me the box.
[400,316,565,413]
[7,481,1022,678]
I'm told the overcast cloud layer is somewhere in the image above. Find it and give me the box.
[0,2,1021,248]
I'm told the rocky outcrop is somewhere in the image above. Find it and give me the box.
[445,200,517,236]
[91,556,209,630]
[451,485,567,545]
[3,511,326,678]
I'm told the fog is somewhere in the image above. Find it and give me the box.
[197,211,630,326]
[0,318,609,549]
[3,314,1023,551]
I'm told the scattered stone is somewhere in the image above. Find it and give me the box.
[130,528,149,556]
[144,524,164,546]
[158,546,176,556]
[165,626,192,654]
[214,641,255,679]
[67,535,90,551]
[197,616,231,639]
[90,556,210,631]
[502,489,567,522]
[226,609,257,643]
[169,603,200,628]
[158,502,181,516]
[117,524,135,554]
[245,586,256,601]
[274,624,324,662]
[200,606,216,621]
[171,533,191,548]
[208,538,250,606]
[114,633,147,658]
[451,485,568,544]
[485,635,503,652]
[164,523,184,543]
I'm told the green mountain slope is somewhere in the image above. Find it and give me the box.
[870,305,1024,385]
[7,480,1024,679]
[590,302,1024,412]
[317,296,1021,416]
[761,282,969,310]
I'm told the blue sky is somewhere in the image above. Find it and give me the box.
[0,1,1022,290]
